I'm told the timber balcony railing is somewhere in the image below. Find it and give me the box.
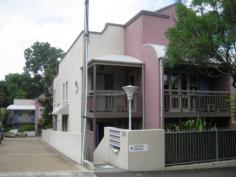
[164,90,230,113]
[87,90,142,117]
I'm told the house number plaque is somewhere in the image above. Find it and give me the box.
[129,144,148,152]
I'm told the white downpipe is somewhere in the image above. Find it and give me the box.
[159,58,164,129]
[142,65,145,129]
[81,0,89,164]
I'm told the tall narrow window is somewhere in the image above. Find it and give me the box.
[66,81,68,100]
[53,115,57,131]
[164,74,170,90]
[53,89,56,103]
[181,74,188,90]
[170,74,179,90]
[62,115,68,132]
[63,83,65,100]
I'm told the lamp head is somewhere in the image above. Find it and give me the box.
[122,85,138,101]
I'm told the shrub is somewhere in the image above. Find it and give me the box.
[167,118,216,132]
[18,124,35,132]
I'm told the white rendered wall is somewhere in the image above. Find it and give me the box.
[14,99,35,105]
[42,130,82,163]
[94,128,165,171]
[53,24,124,133]
[88,24,124,60]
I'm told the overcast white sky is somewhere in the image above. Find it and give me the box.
[0,0,174,80]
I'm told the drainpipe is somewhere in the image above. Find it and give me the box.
[159,57,164,129]
[142,64,145,129]
[143,44,166,129]
[81,0,89,164]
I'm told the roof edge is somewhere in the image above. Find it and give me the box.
[61,3,176,64]
[155,3,177,13]
[124,10,170,27]
[88,55,144,66]
[7,105,36,110]
[54,23,124,80]
[62,23,124,62]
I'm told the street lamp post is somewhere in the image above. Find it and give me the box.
[81,0,89,164]
[122,85,138,130]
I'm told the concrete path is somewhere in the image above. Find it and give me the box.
[0,137,95,177]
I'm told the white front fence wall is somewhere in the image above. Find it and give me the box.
[94,127,165,171]
[42,130,82,163]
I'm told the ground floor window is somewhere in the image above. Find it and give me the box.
[53,115,57,131]
[62,115,68,132]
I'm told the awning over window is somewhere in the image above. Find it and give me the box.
[52,104,69,115]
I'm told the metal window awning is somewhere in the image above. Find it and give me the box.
[52,104,69,115]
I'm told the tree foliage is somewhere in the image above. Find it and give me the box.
[166,1,236,87]
[24,42,64,77]
[167,118,216,131]
[0,108,8,130]
[0,42,64,129]
[24,42,64,128]
[4,73,43,102]
[0,81,9,108]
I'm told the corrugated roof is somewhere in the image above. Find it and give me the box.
[91,55,143,65]
[7,105,35,110]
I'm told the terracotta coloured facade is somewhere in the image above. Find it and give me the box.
[124,5,176,129]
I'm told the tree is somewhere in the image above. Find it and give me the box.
[0,108,8,130]
[24,42,64,128]
[4,73,43,103]
[166,1,236,87]
[24,42,63,78]
[0,81,9,107]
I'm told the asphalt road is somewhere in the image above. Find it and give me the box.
[95,167,236,177]
[0,137,94,177]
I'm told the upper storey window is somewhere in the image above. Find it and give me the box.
[66,81,68,100]
[62,81,69,102]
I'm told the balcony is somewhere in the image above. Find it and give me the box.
[87,90,142,118]
[164,90,231,117]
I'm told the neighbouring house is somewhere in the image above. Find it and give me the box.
[44,3,236,163]
[7,99,44,135]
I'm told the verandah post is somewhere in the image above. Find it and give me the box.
[215,128,219,161]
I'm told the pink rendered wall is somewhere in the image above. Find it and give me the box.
[142,47,160,128]
[143,15,176,46]
[124,16,143,59]
[125,5,176,129]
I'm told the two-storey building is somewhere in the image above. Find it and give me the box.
[50,3,235,162]
[7,99,44,135]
